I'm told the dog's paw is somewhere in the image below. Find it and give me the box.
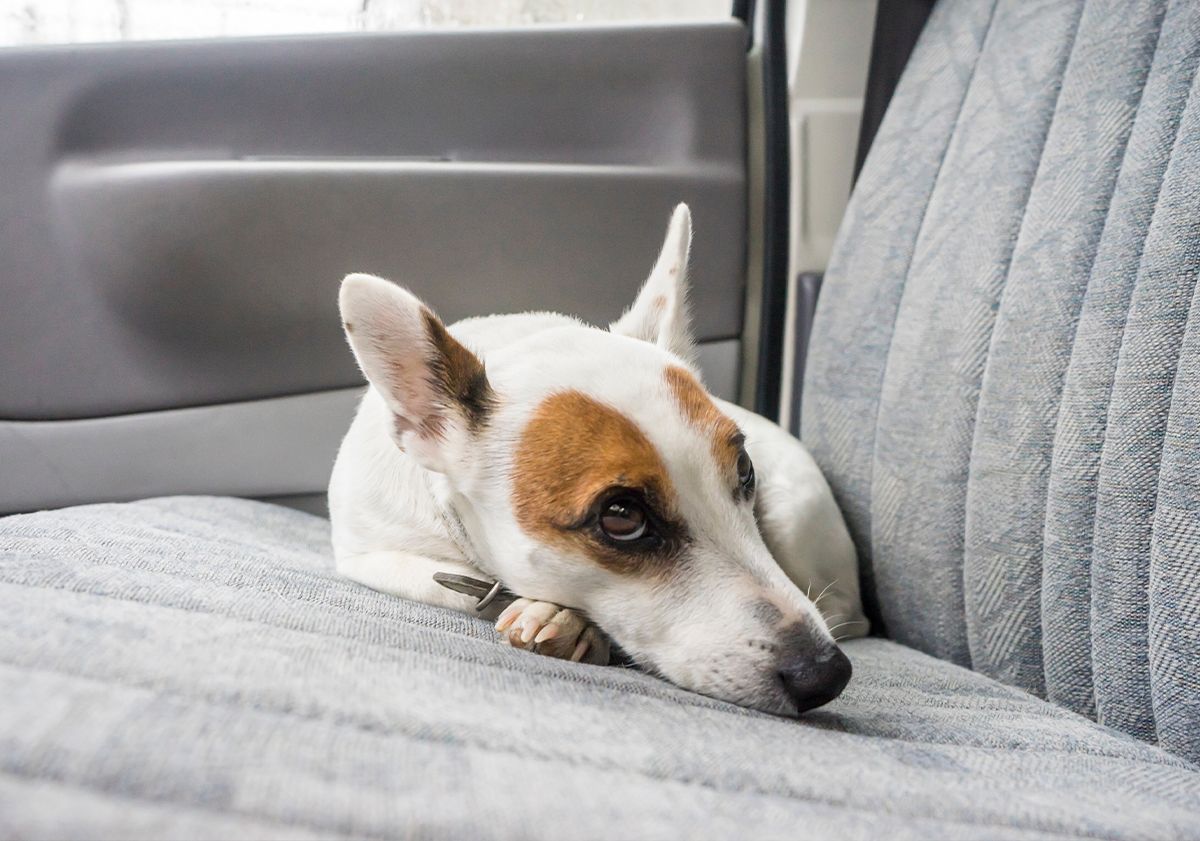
[494,599,610,665]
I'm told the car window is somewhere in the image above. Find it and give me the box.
[1,0,733,46]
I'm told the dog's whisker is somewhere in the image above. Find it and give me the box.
[827,619,865,630]
[826,619,867,638]
[812,579,838,607]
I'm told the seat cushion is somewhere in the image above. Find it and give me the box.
[2,496,1198,840]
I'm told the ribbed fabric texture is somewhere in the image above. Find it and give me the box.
[2,497,1199,839]
[803,0,1200,762]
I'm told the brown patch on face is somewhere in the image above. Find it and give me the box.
[420,309,495,436]
[513,390,681,575]
[664,366,742,477]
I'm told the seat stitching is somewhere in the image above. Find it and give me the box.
[2,662,1194,837]
[957,0,1090,689]
[864,0,1001,651]
[0,577,751,714]
[1038,0,1181,719]
[1087,25,1200,747]
[0,770,365,841]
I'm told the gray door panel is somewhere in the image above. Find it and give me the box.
[0,390,361,514]
[0,339,740,515]
[42,158,740,418]
[0,22,747,513]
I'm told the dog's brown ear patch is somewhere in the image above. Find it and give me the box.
[420,309,494,435]
[664,366,742,475]
[513,390,678,575]
[339,274,493,452]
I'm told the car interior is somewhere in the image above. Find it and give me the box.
[2,0,1199,837]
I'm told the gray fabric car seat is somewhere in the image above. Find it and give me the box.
[5,1,1200,837]
[803,0,1200,763]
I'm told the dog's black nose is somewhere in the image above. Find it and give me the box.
[778,641,852,713]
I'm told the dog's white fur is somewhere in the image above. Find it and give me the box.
[329,204,866,715]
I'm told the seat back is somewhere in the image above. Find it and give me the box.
[803,0,1200,763]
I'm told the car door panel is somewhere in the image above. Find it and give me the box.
[0,21,747,512]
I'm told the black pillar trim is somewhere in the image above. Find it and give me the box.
[732,0,756,26]
[753,0,789,421]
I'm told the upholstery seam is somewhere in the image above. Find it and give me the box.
[956,0,1088,691]
[0,608,1192,770]
[0,576,756,716]
[14,571,1147,733]
[2,540,509,644]
[865,0,1001,662]
[1037,0,1175,721]
[1136,55,1200,748]
[9,576,1190,767]
[2,661,1194,837]
[1086,16,1200,748]
[0,770,365,841]
[0,768,1107,841]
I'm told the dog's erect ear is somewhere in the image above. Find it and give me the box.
[339,273,493,473]
[610,203,695,362]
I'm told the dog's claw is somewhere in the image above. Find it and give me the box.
[494,599,610,665]
[494,598,529,632]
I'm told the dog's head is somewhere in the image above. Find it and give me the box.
[339,205,850,715]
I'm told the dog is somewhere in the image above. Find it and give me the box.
[329,204,867,715]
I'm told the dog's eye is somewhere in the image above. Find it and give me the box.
[599,498,648,542]
[737,448,755,491]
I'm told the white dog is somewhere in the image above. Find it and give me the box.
[329,204,866,715]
